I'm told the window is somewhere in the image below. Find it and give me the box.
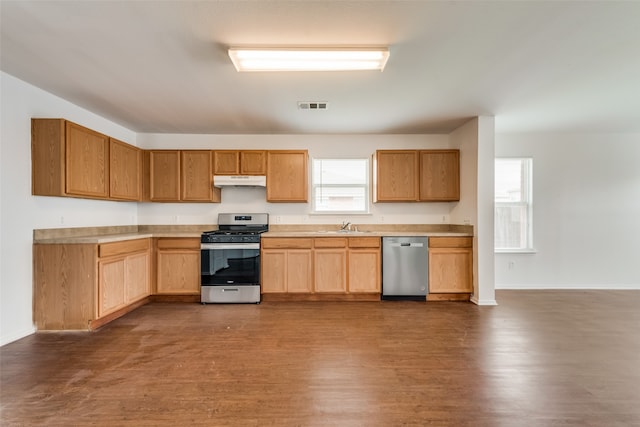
[312,158,370,213]
[495,158,533,251]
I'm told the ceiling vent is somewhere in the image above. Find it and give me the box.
[298,101,329,110]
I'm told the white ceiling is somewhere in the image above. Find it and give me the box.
[2,0,640,135]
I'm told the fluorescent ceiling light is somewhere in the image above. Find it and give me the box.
[228,48,389,72]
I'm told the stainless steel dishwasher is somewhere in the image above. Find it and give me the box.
[382,236,429,300]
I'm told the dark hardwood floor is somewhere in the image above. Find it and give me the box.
[2,290,639,426]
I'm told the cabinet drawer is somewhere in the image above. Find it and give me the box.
[314,237,347,248]
[429,237,472,248]
[348,237,380,248]
[261,238,313,249]
[99,239,149,258]
[156,237,200,250]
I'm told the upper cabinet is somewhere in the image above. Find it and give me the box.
[32,118,140,201]
[32,119,307,205]
[147,150,181,202]
[65,122,110,198]
[109,138,141,201]
[213,151,238,175]
[374,149,460,202]
[213,150,266,175]
[181,150,219,202]
[374,150,419,202]
[145,150,220,203]
[240,151,267,175]
[266,150,308,203]
[419,150,460,201]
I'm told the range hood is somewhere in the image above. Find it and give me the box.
[213,175,267,188]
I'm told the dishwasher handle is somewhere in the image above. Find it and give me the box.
[389,242,425,248]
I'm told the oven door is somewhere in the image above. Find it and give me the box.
[201,243,260,286]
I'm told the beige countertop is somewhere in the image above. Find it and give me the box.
[33,232,202,244]
[33,225,210,244]
[262,231,472,238]
[33,223,473,244]
[265,223,473,238]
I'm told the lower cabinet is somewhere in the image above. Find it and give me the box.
[347,237,381,293]
[127,253,151,302]
[98,258,127,316]
[33,233,471,331]
[314,239,347,293]
[155,237,200,294]
[262,238,313,293]
[98,246,150,317]
[428,237,473,295]
[33,236,204,331]
[261,236,380,297]
[34,238,151,330]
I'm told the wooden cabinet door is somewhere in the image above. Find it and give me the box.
[262,249,312,293]
[33,243,98,330]
[261,250,287,293]
[213,151,239,175]
[240,151,267,175]
[181,150,219,202]
[213,150,267,175]
[33,119,144,202]
[126,252,150,303]
[98,258,126,317]
[109,138,141,201]
[375,150,418,202]
[314,249,347,293]
[287,250,313,293]
[419,150,460,201]
[156,250,200,294]
[31,119,66,197]
[65,121,109,198]
[266,150,308,202]
[149,151,180,201]
[429,248,473,293]
[348,249,381,293]
[35,240,151,331]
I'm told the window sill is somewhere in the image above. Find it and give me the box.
[495,249,537,254]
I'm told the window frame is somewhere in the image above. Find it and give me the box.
[494,157,534,253]
[311,157,371,215]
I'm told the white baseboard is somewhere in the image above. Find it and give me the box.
[470,296,498,306]
[495,284,640,290]
[1,326,36,347]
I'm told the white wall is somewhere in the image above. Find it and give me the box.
[450,120,478,226]
[136,133,457,226]
[0,72,138,345]
[495,132,640,289]
[450,117,496,305]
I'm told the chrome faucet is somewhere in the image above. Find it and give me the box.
[341,221,352,231]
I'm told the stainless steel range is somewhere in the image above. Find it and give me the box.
[200,213,268,304]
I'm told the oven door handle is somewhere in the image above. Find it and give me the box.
[201,243,260,250]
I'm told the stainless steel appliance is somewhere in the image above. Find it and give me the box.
[201,213,268,304]
[382,236,429,300]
